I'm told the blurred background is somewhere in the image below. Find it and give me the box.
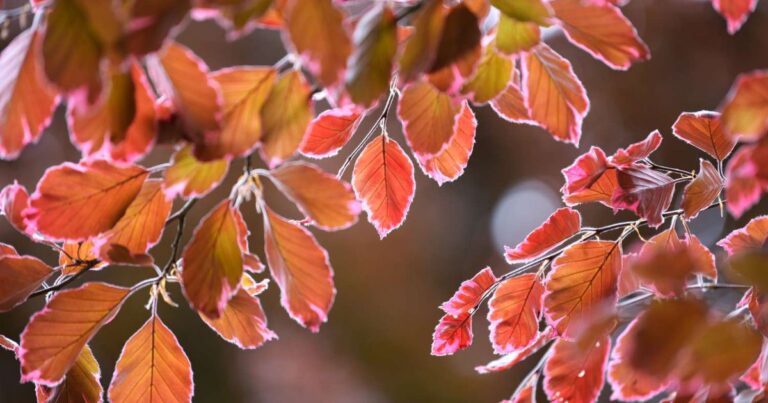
[2,0,768,401]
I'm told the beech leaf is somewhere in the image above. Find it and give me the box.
[398,80,462,156]
[164,145,230,199]
[672,111,736,161]
[488,273,544,355]
[259,70,313,168]
[505,207,582,264]
[345,5,397,106]
[299,106,363,159]
[415,102,477,185]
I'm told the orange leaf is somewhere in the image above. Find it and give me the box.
[544,336,611,403]
[718,215,768,256]
[415,102,477,185]
[263,206,335,332]
[431,312,473,356]
[26,160,149,241]
[607,318,669,401]
[475,329,556,374]
[505,207,582,264]
[496,14,541,55]
[352,135,416,238]
[491,80,535,124]
[20,283,129,385]
[682,159,723,220]
[488,273,544,355]
[398,0,446,82]
[440,267,497,317]
[0,30,58,160]
[551,0,649,70]
[164,145,230,199]
[59,240,105,275]
[299,106,363,159]
[269,162,360,231]
[96,179,173,265]
[398,80,462,156]
[345,4,397,106]
[0,182,31,234]
[36,345,102,403]
[543,240,621,334]
[181,200,245,318]
[109,316,193,403]
[712,0,758,34]
[201,287,277,349]
[0,255,52,312]
[259,70,313,168]
[523,44,589,145]
[202,66,276,160]
[719,70,768,140]
[283,0,351,86]
[672,111,736,161]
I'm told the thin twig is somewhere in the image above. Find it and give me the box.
[645,159,692,176]
[28,260,100,298]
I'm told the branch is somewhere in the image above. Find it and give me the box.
[28,260,100,299]
[160,199,197,280]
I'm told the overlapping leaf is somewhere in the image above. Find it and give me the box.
[259,70,313,167]
[611,165,675,227]
[429,4,482,73]
[35,345,102,403]
[164,145,230,199]
[398,80,462,156]
[672,111,736,160]
[440,267,497,317]
[505,207,582,263]
[201,283,277,350]
[0,182,31,234]
[461,44,513,104]
[682,159,723,220]
[123,0,191,56]
[299,106,362,159]
[608,131,662,167]
[496,15,541,55]
[475,329,555,374]
[488,273,544,354]
[345,5,397,106]
[431,311,473,356]
[718,215,768,255]
[491,0,552,25]
[0,255,52,312]
[544,336,611,403]
[398,0,446,82]
[415,103,477,185]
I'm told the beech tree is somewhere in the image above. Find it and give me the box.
[0,0,766,401]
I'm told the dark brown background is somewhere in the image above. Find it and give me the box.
[1,0,768,401]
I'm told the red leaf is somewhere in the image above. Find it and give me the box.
[511,374,538,403]
[561,147,609,199]
[712,0,758,34]
[551,0,649,70]
[352,135,416,238]
[263,206,335,332]
[0,255,52,312]
[718,215,768,256]
[201,286,277,350]
[299,106,363,159]
[109,316,193,403]
[20,283,129,385]
[719,70,768,141]
[685,234,718,280]
[36,345,102,403]
[440,267,497,317]
[723,144,766,218]
[523,43,589,145]
[0,182,31,235]
[611,165,675,228]
[543,240,621,334]
[681,159,723,220]
[181,200,245,318]
[259,70,314,168]
[398,80,462,156]
[488,273,545,355]
[607,318,670,401]
[672,111,736,161]
[475,328,555,374]
[431,312,473,356]
[268,162,361,231]
[608,130,663,167]
[164,145,230,199]
[415,102,477,185]
[544,336,611,403]
[25,160,149,241]
[0,29,59,160]
[505,207,582,264]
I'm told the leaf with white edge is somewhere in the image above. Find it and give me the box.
[0,182,31,234]
[0,255,53,312]
[201,288,277,349]
[611,166,675,228]
[299,106,363,159]
[718,215,768,256]
[496,14,541,55]
[259,70,313,168]
[440,267,497,317]
[505,207,582,264]
[682,159,723,220]
[428,3,482,73]
[416,102,477,185]
[431,312,473,356]
[164,145,230,199]
[608,130,662,167]
[461,44,513,105]
[399,80,462,156]
[544,336,611,403]
[672,111,736,161]
[36,345,102,403]
[491,81,535,124]
[345,4,397,106]
[488,273,544,355]
[475,328,555,374]
[719,70,768,141]
[712,0,758,34]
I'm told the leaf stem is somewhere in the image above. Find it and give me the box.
[28,259,100,299]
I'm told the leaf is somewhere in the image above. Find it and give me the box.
[204,66,276,160]
[0,30,59,160]
[269,162,361,231]
[607,318,669,401]
[36,345,102,403]
[608,130,662,167]
[283,0,351,86]
[682,159,723,220]
[511,374,538,403]
[164,145,230,199]
[719,70,768,141]
[345,4,397,106]
[108,316,193,403]
[263,206,335,332]
[352,135,416,238]
[672,111,736,161]
[68,63,157,163]
[0,182,31,234]
[491,80,535,124]
[638,229,717,282]
[181,200,245,318]
[491,0,552,25]
[631,239,700,297]
[59,240,105,275]
[461,44,513,104]
[523,43,589,145]
[561,147,609,197]
[611,166,675,228]
[551,0,649,70]
[475,328,555,374]
[26,160,149,241]
[544,336,611,403]
[398,80,462,156]
[415,102,477,185]
[505,207,582,264]
[299,106,363,159]
[96,179,173,265]
[123,0,192,55]
[20,283,129,385]
[399,0,446,82]
[488,273,544,355]
[718,215,768,256]
[259,70,313,168]
[201,287,277,349]
[440,267,497,317]
[431,312,473,356]
[429,3,482,73]
[712,0,758,34]
[0,255,52,312]
[543,240,621,335]
[496,14,541,55]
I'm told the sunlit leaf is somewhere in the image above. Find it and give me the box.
[59,240,105,275]
[672,111,736,161]
[712,0,758,34]
[608,130,662,167]
[461,44,513,104]
[611,165,675,228]
[496,14,541,55]
[682,159,723,220]
[164,145,230,199]
[505,207,582,264]
[415,102,477,185]
[36,345,102,403]
[260,70,313,167]
[719,70,768,140]
[398,80,462,156]
[201,287,277,349]
[0,255,52,312]
[440,266,497,317]
[488,273,544,354]
[399,0,446,82]
[299,106,362,159]
[0,182,31,234]
[491,0,552,25]
[718,215,768,256]
[491,80,535,124]
[429,3,482,73]
[345,4,397,106]
[475,329,555,374]
[431,312,473,356]
[544,336,610,403]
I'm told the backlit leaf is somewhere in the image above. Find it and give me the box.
[475,329,555,374]
[299,106,362,159]
[608,130,662,167]
[0,30,59,160]
[263,206,335,332]
[718,215,768,256]
[682,159,723,220]
[543,240,621,334]
[415,102,477,185]
[59,240,105,275]
[491,80,535,124]
[0,182,31,234]
[523,43,589,145]
[505,207,582,264]
[431,312,473,356]
[26,160,149,241]
[712,0,758,34]
[36,345,102,403]
[269,162,361,231]
[496,14,541,55]
[719,70,768,140]
[0,255,52,312]
[399,0,446,82]
[260,70,313,168]
[488,273,544,354]
[461,44,513,104]
[491,0,552,25]
[164,145,230,199]
[398,80,462,156]
[201,287,277,349]
[345,5,397,106]
[544,336,611,403]
[352,135,416,238]
[109,316,193,403]
[611,165,675,227]
[672,111,736,161]
[440,267,497,317]
[181,200,245,318]
[607,318,670,401]
[429,3,482,73]
[20,283,129,385]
